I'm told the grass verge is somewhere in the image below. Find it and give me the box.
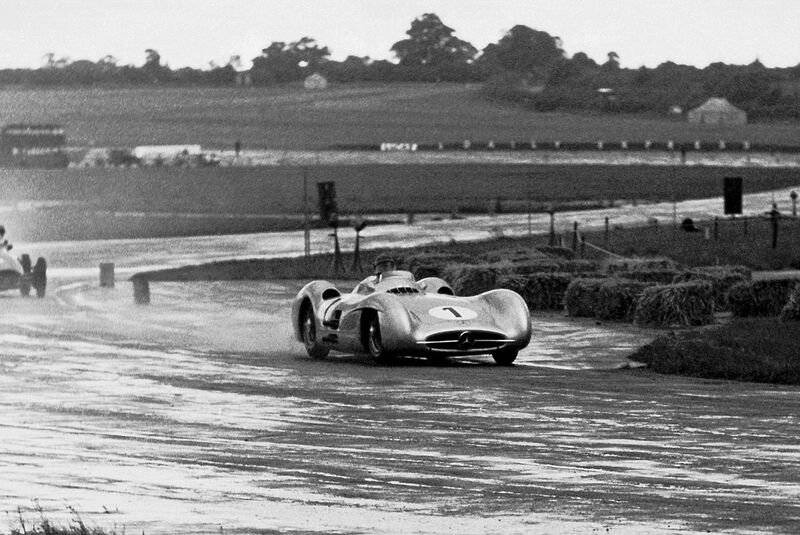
[8,506,113,535]
[628,318,800,384]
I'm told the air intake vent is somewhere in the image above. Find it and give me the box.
[387,287,419,294]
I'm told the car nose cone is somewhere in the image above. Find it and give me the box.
[457,331,475,350]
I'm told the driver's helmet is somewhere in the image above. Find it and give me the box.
[373,255,396,275]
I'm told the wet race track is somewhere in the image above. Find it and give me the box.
[2,278,800,535]
[2,193,800,535]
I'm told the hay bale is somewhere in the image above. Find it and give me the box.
[511,258,598,276]
[497,274,528,300]
[780,283,800,321]
[618,269,682,284]
[673,265,750,310]
[564,278,605,317]
[403,252,470,280]
[604,256,679,274]
[603,256,680,284]
[479,248,550,263]
[442,262,512,296]
[509,258,565,275]
[728,279,798,317]
[634,281,715,328]
[597,279,654,321]
[499,272,574,311]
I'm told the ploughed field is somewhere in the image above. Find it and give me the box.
[2,164,799,242]
[1,84,799,149]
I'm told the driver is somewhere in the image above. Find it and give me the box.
[372,255,396,280]
[354,255,397,294]
[0,225,10,250]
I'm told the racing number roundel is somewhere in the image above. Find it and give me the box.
[428,305,478,321]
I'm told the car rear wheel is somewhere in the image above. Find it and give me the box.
[365,312,393,364]
[301,304,329,359]
[492,348,518,366]
[32,257,47,298]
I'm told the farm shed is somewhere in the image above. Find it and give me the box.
[687,98,747,125]
[0,124,69,168]
[304,73,328,90]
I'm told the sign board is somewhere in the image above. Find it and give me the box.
[723,176,743,215]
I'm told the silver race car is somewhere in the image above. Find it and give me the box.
[292,257,531,365]
[0,247,47,298]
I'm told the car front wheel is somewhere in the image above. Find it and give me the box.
[365,312,393,364]
[492,348,518,366]
[301,305,329,359]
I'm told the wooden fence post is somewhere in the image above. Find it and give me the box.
[99,262,115,288]
[572,221,579,253]
[132,277,150,305]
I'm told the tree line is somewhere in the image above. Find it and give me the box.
[3,13,799,120]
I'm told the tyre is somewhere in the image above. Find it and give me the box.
[19,254,31,274]
[32,257,47,299]
[19,276,31,297]
[492,348,518,366]
[301,304,329,359]
[364,311,393,364]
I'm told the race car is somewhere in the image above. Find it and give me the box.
[291,261,531,365]
[0,249,47,297]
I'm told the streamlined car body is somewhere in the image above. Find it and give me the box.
[292,270,531,365]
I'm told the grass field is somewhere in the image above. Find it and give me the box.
[1,83,799,242]
[584,216,800,270]
[2,164,798,214]
[2,163,798,241]
[2,84,799,150]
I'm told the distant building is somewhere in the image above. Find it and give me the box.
[687,98,747,125]
[304,73,328,90]
[0,124,68,168]
[597,87,617,103]
[235,72,252,86]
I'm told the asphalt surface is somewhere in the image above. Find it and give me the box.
[2,277,799,535]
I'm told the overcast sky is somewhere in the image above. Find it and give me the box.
[1,0,798,70]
